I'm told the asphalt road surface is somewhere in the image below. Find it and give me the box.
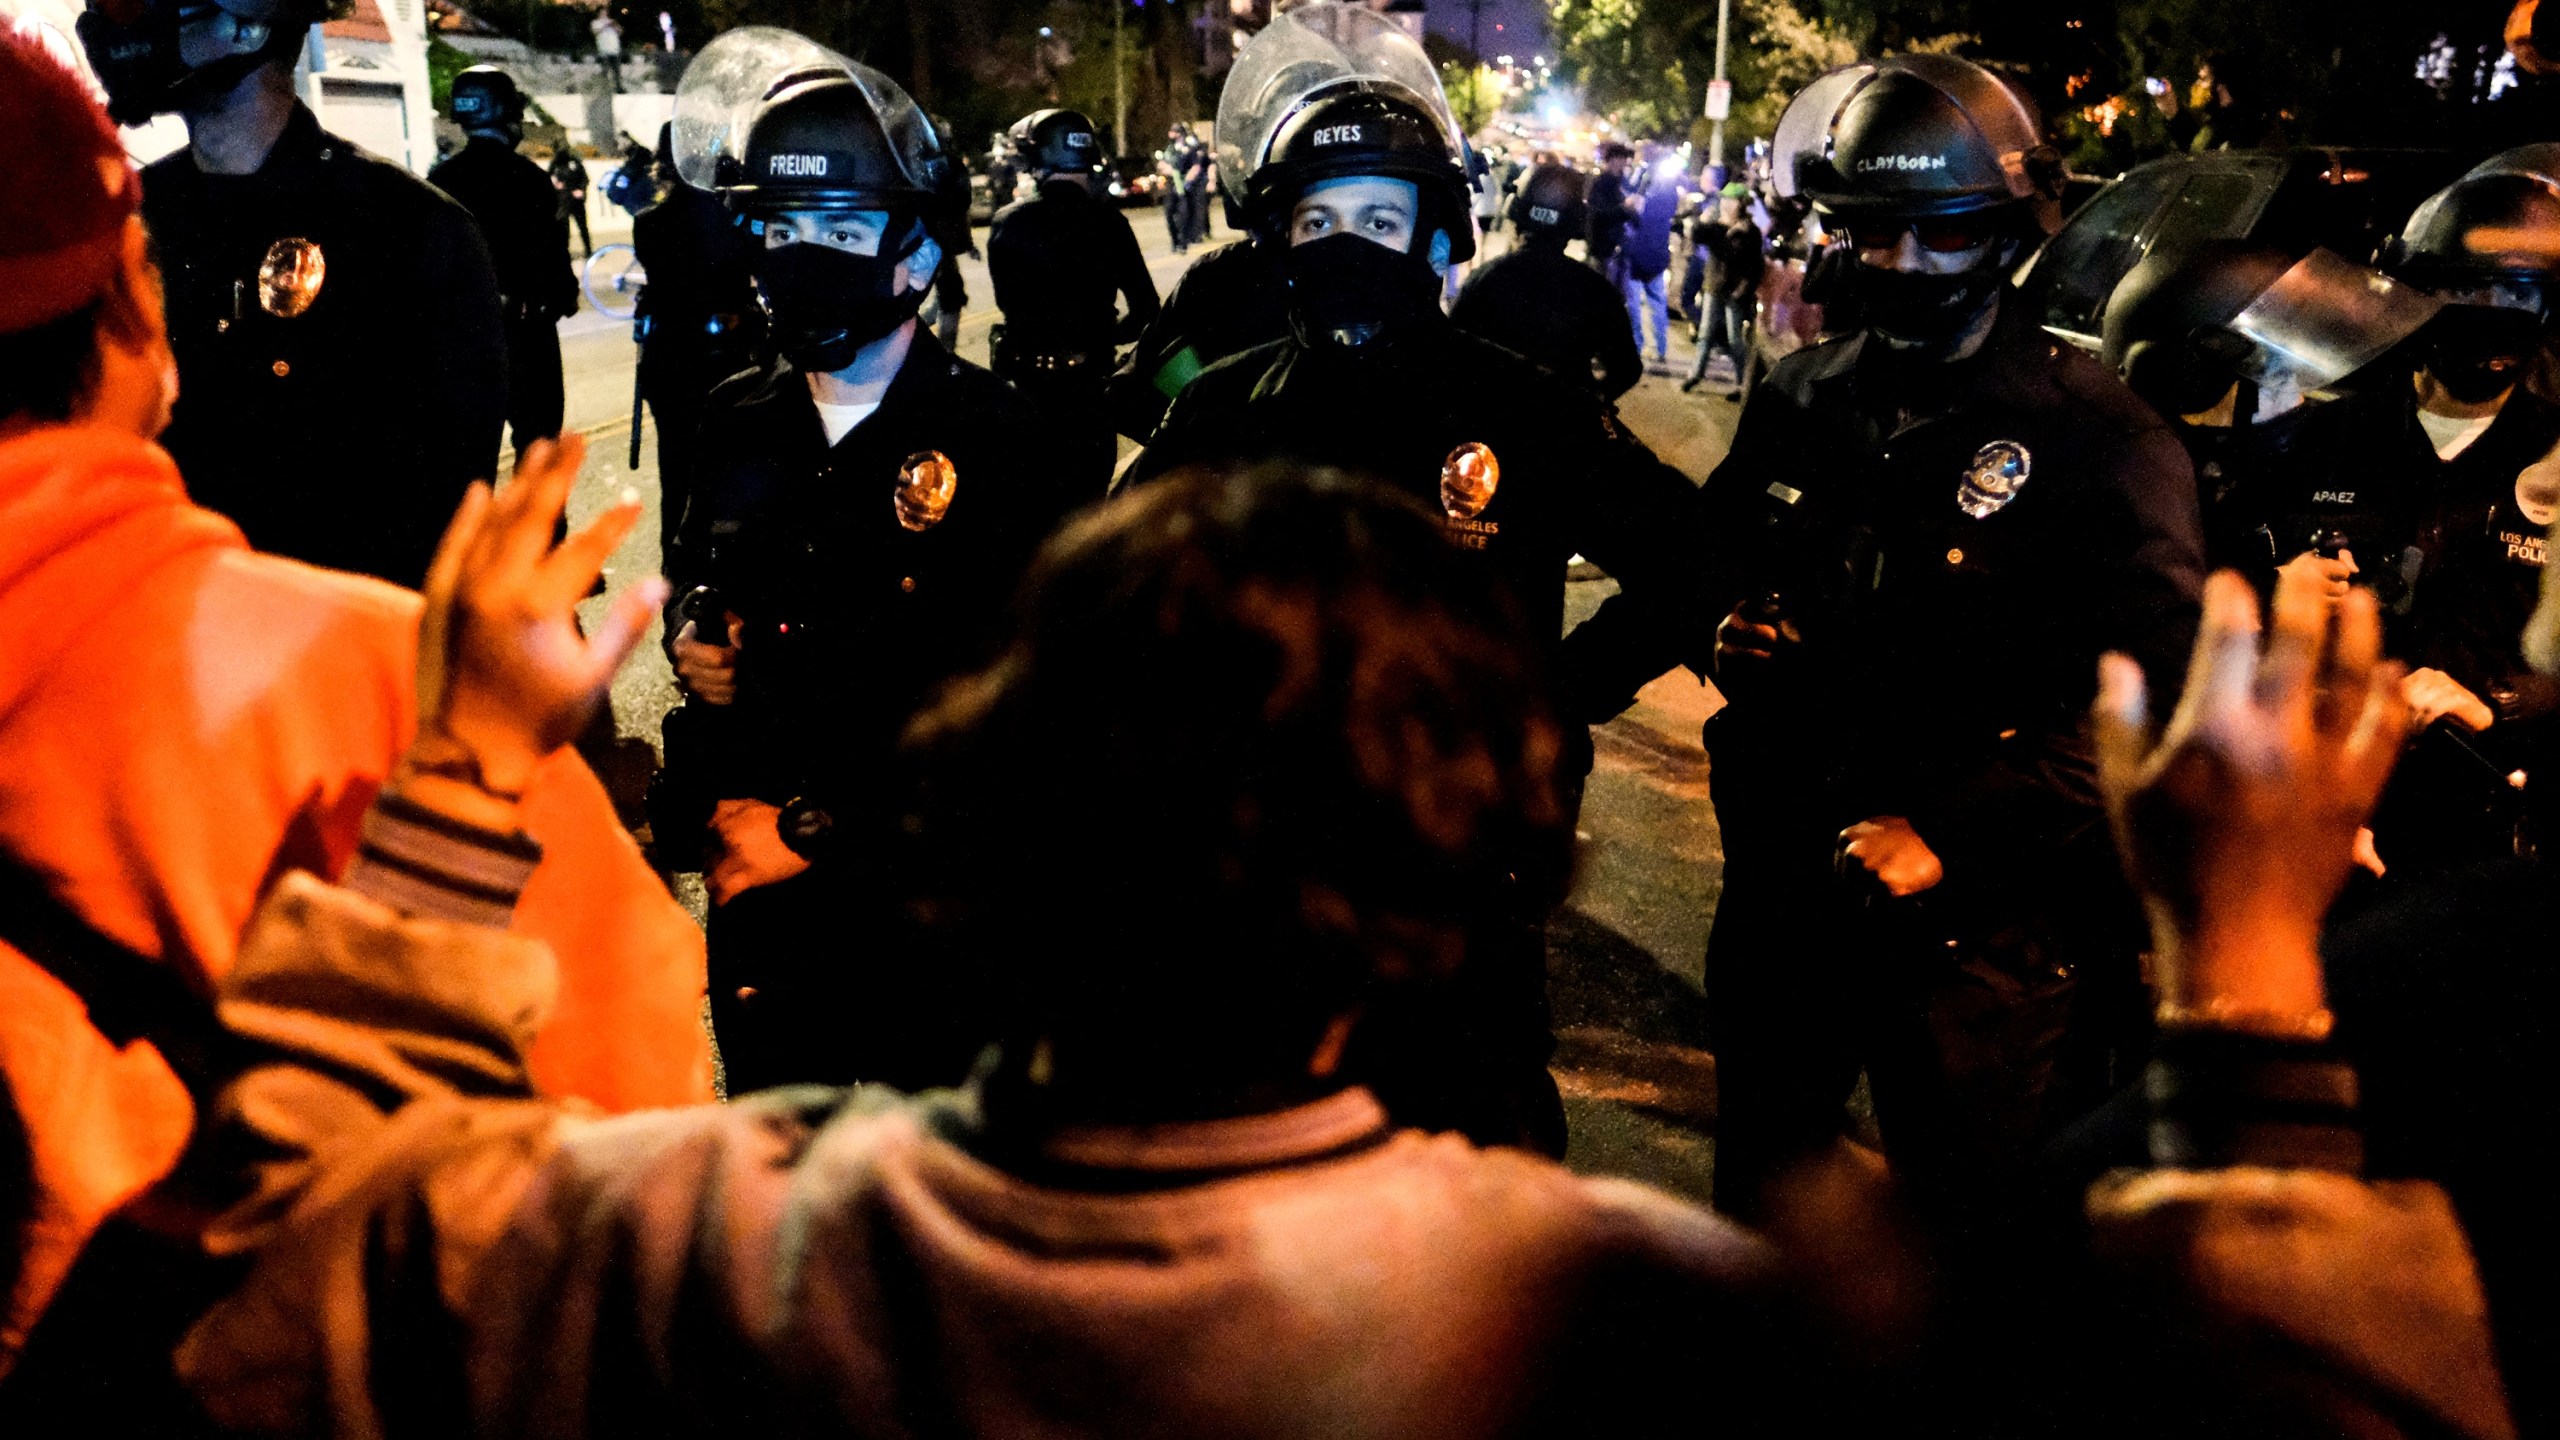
[554,206,1742,1201]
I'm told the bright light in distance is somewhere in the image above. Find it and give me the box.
[1038,25,1052,35]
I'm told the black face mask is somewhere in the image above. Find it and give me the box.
[2420,305,2544,405]
[1853,260,2008,348]
[1280,232,1443,348]
[754,237,929,373]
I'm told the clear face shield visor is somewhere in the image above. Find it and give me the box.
[2222,248,2447,396]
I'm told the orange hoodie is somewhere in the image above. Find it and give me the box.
[0,425,711,1359]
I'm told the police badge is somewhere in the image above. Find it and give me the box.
[1441,441,1500,520]
[895,450,958,531]
[257,238,326,318]
[1956,440,2031,519]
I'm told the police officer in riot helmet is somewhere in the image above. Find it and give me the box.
[1450,162,1641,398]
[657,42,1069,1092]
[2339,152,2560,879]
[632,119,762,566]
[1128,2,1724,1155]
[78,0,505,584]
[2103,242,2440,604]
[431,66,579,462]
[1699,54,2204,1234]
[986,107,1161,493]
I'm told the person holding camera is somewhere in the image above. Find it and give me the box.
[655,45,1067,1094]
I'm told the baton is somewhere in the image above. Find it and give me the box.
[628,312,649,469]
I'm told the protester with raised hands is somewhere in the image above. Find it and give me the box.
[0,33,706,1382]
[2078,566,2518,1440]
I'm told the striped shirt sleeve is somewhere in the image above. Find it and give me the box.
[340,789,544,928]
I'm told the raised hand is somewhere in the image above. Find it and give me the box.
[402,434,668,813]
[2092,567,2407,1029]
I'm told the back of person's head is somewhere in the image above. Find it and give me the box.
[0,31,151,431]
[904,465,1575,1112]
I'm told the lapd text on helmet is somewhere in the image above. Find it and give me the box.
[770,154,831,176]
[1854,154,1949,172]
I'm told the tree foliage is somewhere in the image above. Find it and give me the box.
[1547,0,2560,162]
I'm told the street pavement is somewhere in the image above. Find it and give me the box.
[554,206,1742,1202]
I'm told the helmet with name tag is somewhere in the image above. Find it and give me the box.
[1772,53,2064,233]
[1009,107,1107,177]
[1509,162,1587,236]
[1216,1,1475,262]
[449,65,527,141]
[673,27,949,223]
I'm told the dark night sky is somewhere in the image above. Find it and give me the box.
[1421,0,1551,60]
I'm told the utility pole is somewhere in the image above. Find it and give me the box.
[1113,0,1129,157]
[1709,0,1732,170]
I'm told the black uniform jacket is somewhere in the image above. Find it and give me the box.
[1699,299,2205,897]
[1126,318,1718,723]
[2329,385,2560,719]
[667,333,1072,821]
[428,135,577,321]
[141,104,504,585]
[986,178,1160,354]
[2348,385,2560,858]
[1451,239,1642,399]
[1108,239,1291,440]
[631,182,762,385]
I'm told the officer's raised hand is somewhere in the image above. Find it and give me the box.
[1839,816,1944,898]
[672,612,743,705]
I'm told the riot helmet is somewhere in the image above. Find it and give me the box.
[1215,2,1473,346]
[79,0,345,125]
[1509,162,1586,239]
[1771,55,2061,349]
[673,28,953,373]
[1009,107,1105,178]
[1774,54,2062,227]
[2381,152,2560,403]
[450,65,527,145]
[2105,244,2441,421]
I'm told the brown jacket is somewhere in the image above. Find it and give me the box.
[172,874,1794,1438]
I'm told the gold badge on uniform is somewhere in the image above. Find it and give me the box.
[895,450,958,532]
[1956,439,2031,519]
[257,238,326,318]
[1441,441,1500,520]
